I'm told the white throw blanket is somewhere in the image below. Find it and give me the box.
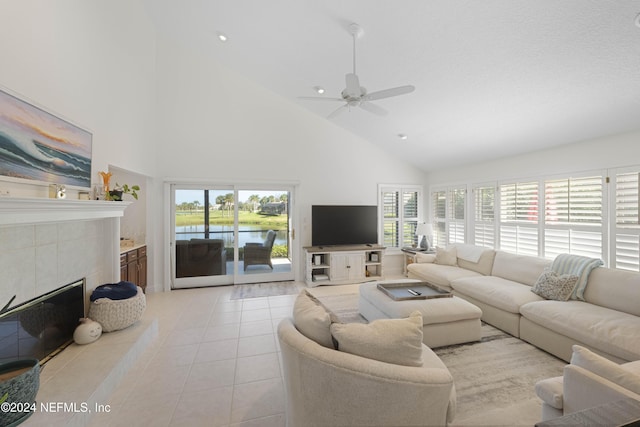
[454,244,488,263]
[551,254,603,300]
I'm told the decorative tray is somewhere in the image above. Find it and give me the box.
[377,281,452,301]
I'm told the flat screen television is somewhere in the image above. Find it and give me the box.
[312,205,378,247]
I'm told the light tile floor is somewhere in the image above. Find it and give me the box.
[88,284,298,427]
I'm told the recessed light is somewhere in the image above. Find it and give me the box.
[314,86,325,94]
[217,32,228,42]
[398,133,408,140]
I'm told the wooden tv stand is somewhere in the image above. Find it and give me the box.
[303,244,385,286]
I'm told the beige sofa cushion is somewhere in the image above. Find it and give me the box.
[571,345,640,394]
[452,276,544,314]
[331,311,424,367]
[491,251,551,286]
[407,263,482,290]
[292,290,333,348]
[520,300,640,362]
[435,246,457,266]
[584,267,640,317]
[456,248,497,276]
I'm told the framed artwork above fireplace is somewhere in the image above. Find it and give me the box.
[0,87,92,189]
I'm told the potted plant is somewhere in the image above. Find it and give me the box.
[108,183,140,201]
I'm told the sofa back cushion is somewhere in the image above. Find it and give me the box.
[457,249,496,276]
[583,267,640,316]
[492,251,551,286]
[292,291,334,348]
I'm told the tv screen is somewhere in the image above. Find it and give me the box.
[312,205,378,246]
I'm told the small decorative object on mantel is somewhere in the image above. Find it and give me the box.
[73,317,102,345]
[108,183,140,201]
[48,184,66,199]
[99,171,112,193]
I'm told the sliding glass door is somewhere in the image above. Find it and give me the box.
[171,184,294,288]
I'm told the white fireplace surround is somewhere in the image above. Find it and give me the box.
[0,197,130,311]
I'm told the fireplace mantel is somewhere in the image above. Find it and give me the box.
[0,197,131,226]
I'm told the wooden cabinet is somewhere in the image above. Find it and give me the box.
[120,245,147,292]
[304,245,384,286]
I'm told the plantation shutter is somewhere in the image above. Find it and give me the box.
[543,176,603,259]
[499,182,538,255]
[382,190,400,248]
[474,185,495,248]
[381,186,423,249]
[402,190,419,247]
[449,187,466,243]
[614,171,640,271]
[432,190,447,247]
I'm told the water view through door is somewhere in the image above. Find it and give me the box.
[172,185,294,288]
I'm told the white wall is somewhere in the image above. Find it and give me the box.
[154,37,427,284]
[0,0,158,182]
[426,130,640,186]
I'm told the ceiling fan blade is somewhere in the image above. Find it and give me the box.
[298,96,344,102]
[327,104,348,119]
[359,101,388,116]
[365,85,415,101]
[345,73,361,98]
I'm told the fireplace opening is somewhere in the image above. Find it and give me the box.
[0,279,85,365]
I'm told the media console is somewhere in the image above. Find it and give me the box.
[303,244,385,286]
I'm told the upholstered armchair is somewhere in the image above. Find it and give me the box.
[536,345,640,422]
[243,230,276,271]
[175,239,227,277]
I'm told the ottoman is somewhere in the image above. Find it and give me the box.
[359,280,482,348]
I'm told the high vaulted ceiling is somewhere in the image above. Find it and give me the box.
[144,0,640,172]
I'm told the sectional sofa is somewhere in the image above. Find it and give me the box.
[407,245,640,363]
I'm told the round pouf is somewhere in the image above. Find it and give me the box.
[0,358,40,426]
[88,286,146,332]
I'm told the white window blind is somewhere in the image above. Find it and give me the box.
[543,176,603,259]
[432,190,447,247]
[474,185,495,248]
[448,187,466,244]
[381,186,422,248]
[499,182,538,255]
[614,171,640,271]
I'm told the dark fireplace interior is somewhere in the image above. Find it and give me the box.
[0,279,84,365]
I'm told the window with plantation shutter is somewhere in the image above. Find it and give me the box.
[473,185,495,248]
[499,181,538,255]
[431,187,466,245]
[432,190,447,247]
[380,185,422,249]
[543,175,603,259]
[613,170,640,271]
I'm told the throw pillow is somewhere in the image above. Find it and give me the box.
[570,345,640,395]
[292,290,334,349]
[434,246,457,266]
[330,311,424,367]
[531,270,579,301]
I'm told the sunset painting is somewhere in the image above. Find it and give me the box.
[0,89,92,188]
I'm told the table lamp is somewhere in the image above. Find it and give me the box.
[415,222,434,250]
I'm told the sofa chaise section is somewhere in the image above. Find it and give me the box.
[520,266,640,363]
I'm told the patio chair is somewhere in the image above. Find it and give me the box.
[244,230,277,271]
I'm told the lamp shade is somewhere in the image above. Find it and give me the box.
[416,222,433,236]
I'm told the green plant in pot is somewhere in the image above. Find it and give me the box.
[108,183,140,201]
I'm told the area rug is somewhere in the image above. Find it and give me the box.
[313,290,566,426]
[230,281,304,300]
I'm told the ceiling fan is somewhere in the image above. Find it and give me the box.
[299,23,415,119]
